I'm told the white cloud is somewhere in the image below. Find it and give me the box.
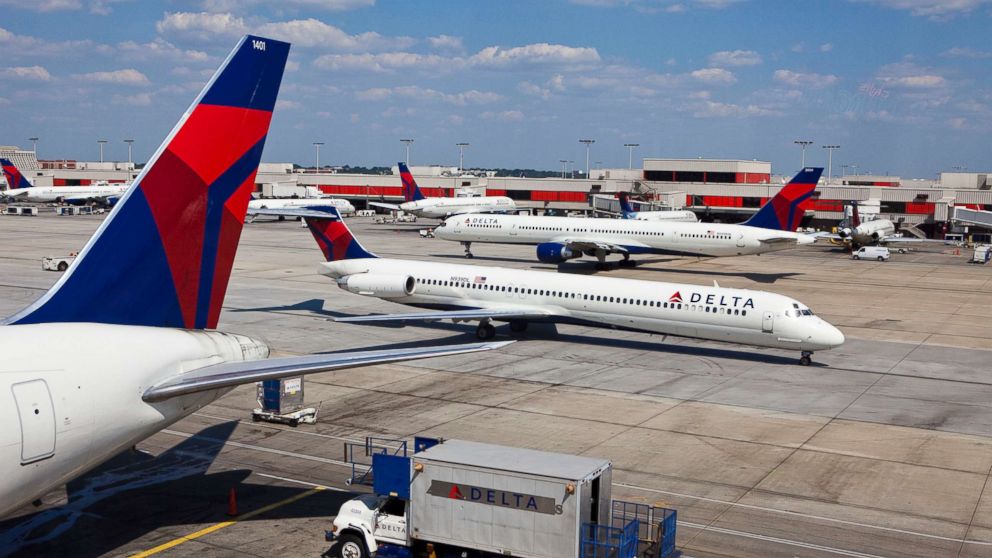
[469,43,600,67]
[690,67,736,84]
[428,34,463,52]
[875,62,946,89]
[275,99,301,110]
[75,68,150,86]
[518,81,551,99]
[691,100,780,118]
[482,110,525,121]
[819,43,833,52]
[355,86,502,106]
[882,75,945,88]
[111,39,211,63]
[202,0,374,11]
[112,92,152,106]
[707,49,762,66]
[0,0,82,12]
[0,66,52,81]
[155,12,248,42]
[853,0,990,19]
[773,69,839,88]
[315,52,450,72]
[942,46,992,58]
[255,18,414,51]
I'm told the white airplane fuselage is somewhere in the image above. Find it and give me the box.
[0,324,268,517]
[398,196,515,219]
[319,258,844,353]
[840,219,896,246]
[435,214,813,258]
[4,185,129,204]
[249,197,356,215]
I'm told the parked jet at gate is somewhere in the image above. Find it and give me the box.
[434,168,823,267]
[370,162,515,218]
[248,196,355,221]
[276,206,843,366]
[1,158,128,205]
[618,192,697,222]
[817,202,923,249]
[0,35,504,520]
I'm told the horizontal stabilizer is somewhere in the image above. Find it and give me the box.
[369,201,401,210]
[248,207,340,219]
[142,340,513,402]
[333,307,551,323]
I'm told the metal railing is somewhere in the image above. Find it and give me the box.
[343,436,408,486]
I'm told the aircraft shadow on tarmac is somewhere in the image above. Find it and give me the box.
[240,299,806,366]
[0,421,352,558]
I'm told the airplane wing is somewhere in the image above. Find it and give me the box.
[142,340,513,402]
[369,201,401,210]
[550,236,631,254]
[333,307,553,323]
[757,236,809,245]
[811,232,845,242]
[878,235,939,244]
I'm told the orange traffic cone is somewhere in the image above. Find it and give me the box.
[227,487,238,516]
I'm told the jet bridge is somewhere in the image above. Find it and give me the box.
[952,207,992,229]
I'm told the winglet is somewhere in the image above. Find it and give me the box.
[743,167,822,231]
[398,162,426,202]
[1,158,33,189]
[7,35,290,329]
[301,206,378,261]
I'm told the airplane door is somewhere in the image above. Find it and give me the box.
[12,379,56,464]
[761,311,774,333]
[510,223,518,236]
[737,233,745,248]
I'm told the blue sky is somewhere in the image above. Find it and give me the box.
[0,0,989,178]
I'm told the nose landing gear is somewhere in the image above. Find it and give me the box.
[462,241,473,258]
[799,351,813,366]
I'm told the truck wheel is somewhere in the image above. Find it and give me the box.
[335,534,368,558]
[877,256,884,261]
[57,262,68,272]
[853,255,860,260]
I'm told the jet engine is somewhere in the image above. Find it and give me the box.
[536,242,579,263]
[337,274,415,298]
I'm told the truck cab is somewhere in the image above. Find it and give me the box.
[329,494,408,557]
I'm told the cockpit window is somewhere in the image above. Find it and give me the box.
[801,309,814,316]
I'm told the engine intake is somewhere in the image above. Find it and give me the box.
[536,242,578,264]
[338,274,415,298]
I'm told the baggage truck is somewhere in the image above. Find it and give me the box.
[327,438,677,558]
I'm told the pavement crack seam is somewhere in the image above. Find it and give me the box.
[955,464,992,558]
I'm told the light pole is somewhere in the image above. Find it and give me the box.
[124,139,134,165]
[559,159,568,179]
[841,164,849,180]
[822,145,839,183]
[400,139,414,165]
[794,140,813,168]
[313,142,324,172]
[456,142,469,172]
[568,160,575,179]
[850,164,858,176]
[623,143,639,170]
[28,137,38,153]
[579,139,595,178]
[97,139,108,163]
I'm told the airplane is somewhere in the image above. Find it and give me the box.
[0,35,506,520]
[270,206,844,366]
[247,196,356,222]
[817,201,921,249]
[1,158,129,206]
[369,162,516,219]
[618,191,698,222]
[434,167,823,267]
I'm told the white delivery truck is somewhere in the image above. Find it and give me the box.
[852,246,890,261]
[327,437,677,558]
[973,245,991,264]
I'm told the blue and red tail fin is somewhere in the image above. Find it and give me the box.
[301,206,377,261]
[7,35,290,329]
[398,162,426,202]
[742,167,822,231]
[617,192,636,218]
[1,158,33,189]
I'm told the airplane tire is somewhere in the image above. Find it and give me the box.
[476,323,496,340]
[465,253,474,259]
[57,262,68,272]
[509,320,528,333]
[799,355,812,366]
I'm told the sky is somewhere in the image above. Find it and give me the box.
[0,0,990,178]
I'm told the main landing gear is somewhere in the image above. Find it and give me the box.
[799,351,813,366]
[462,241,473,259]
[618,253,637,268]
[476,320,496,340]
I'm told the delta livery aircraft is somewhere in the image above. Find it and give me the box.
[1,158,129,206]
[618,191,698,222]
[248,196,356,221]
[434,168,823,267]
[817,201,923,249]
[370,162,515,218]
[0,35,505,519]
[276,207,843,365]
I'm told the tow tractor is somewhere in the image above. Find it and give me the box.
[327,436,678,558]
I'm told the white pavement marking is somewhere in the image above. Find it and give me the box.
[160,429,363,470]
[680,521,890,558]
[619,482,991,547]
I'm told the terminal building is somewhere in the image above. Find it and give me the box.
[3,145,991,238]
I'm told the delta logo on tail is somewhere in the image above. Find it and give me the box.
[398,162,426,202]
[7,35,291,329]
[302,207,377,262]
[743,167,822,231]
[0,158,32,189]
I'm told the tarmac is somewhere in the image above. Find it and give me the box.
[1,212,991,558]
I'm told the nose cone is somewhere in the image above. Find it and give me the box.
[819,322,845,349]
